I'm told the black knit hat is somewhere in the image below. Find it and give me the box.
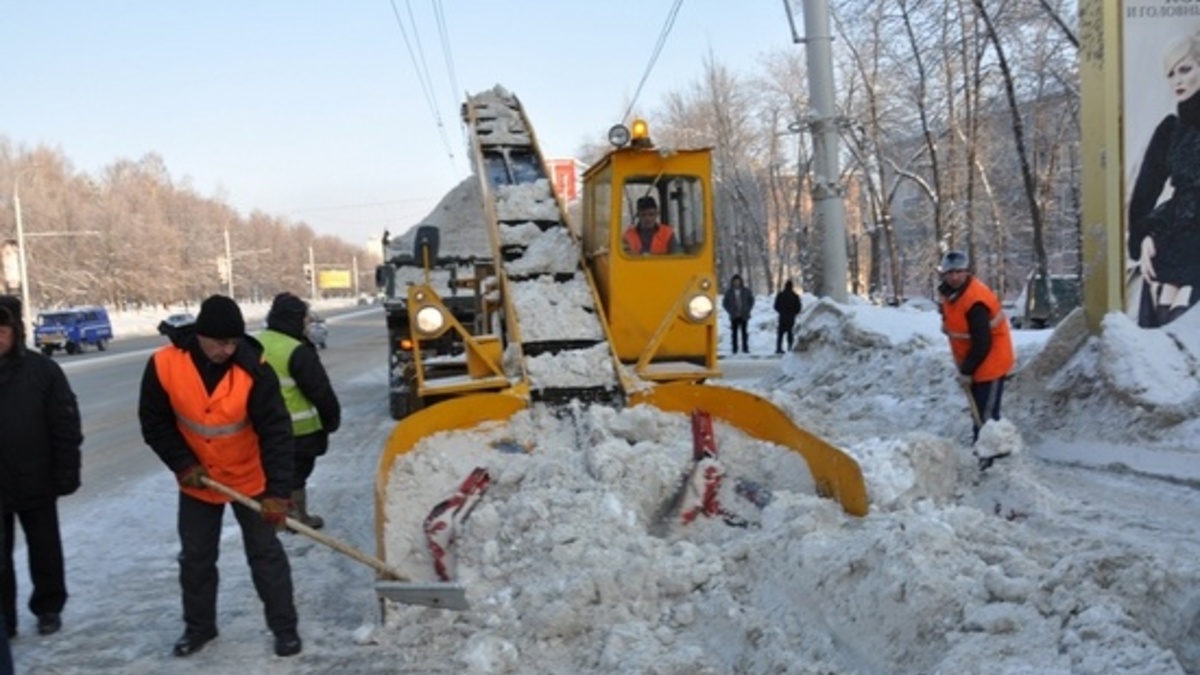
[195,294,245,339]
[0,295,21,325]
[266,292,308,336]
[268,292,308,322]
[636,196,658,212]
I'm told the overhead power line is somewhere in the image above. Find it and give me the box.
[389,0,458,171]
[623,0,685,122]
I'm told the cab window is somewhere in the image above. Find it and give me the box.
[619,176,704,257]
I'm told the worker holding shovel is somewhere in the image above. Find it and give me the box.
[139,295,302,658]
[937,251,1015,469]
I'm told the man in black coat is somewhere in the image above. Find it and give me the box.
[0,295,83,639]
[0,494,12,675]
[773,280,802,354]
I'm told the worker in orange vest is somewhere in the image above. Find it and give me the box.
[139,295,301,659]
[937,250,1015,468]
[623,196,680,255]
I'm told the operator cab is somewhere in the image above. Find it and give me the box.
[581,119,719,382]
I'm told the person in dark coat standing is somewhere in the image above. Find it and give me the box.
[0,493,13,675]
[139,295,302,658]
[773,280,802,354]
[0,295,83,639]
[258,293,341,529]
[722,274,754,354]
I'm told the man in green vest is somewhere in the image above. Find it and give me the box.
[259,293,341,528]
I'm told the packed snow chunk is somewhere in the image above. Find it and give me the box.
[495,179,560,221]
[498,221,544,248]
[1100,313,1199,409]
[460,632,519,673]
[848,433,958,511]
[525,343,617,388]
[510,275,603,342]
[504,226,579,276]
[974,418,1024,462]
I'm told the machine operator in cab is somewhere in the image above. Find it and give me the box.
[623,196,680,255]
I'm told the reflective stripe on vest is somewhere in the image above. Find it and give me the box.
[257,329,323,436]
[152,346,265,504]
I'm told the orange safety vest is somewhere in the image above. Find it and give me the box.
[153,347,265,504]
[940,277,1015,383]
[624,224,675,254]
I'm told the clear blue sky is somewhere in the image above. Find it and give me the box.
[1,2,800,248]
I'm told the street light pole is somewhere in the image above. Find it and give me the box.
[224,227,235,298]
[13,181,31,340]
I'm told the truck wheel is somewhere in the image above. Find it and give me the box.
[65,342,80,355]
[389,391,411,420]
[41,346,54,357]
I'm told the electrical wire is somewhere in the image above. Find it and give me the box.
[622,0,685,122]
[430,0,468,152]
[388,0,458,171]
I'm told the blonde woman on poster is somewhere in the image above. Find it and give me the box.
[1127,30,1200,327]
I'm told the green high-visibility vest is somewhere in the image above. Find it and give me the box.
[258,329,323,437]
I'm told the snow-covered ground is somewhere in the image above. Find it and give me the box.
[9,294,1200,674]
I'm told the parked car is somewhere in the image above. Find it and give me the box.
[158,312,196,335]
[306,312,328,349]
[33,306,113,356]
[1011,272,1081,329]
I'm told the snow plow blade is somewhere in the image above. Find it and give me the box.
[630,381,869,517]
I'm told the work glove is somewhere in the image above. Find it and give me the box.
[957,372,974,389]
[260,496,291,529]
[175,464,209,489]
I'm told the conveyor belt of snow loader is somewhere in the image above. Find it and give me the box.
[462,86,622,406]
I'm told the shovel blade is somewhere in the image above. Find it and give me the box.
[375,580,469,611]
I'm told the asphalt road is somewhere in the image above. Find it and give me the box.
[50,305,389,511]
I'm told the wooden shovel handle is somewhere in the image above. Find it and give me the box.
[199,476,411,582]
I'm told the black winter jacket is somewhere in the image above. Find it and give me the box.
[0,349,83,511]
[138,324,294,499]
[773,288,802,325]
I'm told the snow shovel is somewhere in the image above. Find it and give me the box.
[199,476,469,611]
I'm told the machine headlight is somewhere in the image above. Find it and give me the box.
[414,306,445,335]
[608,124,631,147]
[685,294,714,322]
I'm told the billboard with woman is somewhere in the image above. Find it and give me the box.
[1123,1,1200,327]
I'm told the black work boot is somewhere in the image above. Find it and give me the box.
[290,489,324,530]
[36,613,61,635]
[274,630,302,657]
[173,629,217,657]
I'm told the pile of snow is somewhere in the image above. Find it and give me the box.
[369,298,1200,674]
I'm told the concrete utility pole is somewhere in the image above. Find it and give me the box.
[224,227,235,298]
[308,246,318,300]
[784,0,849,302]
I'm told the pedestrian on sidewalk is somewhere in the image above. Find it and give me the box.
[723,274,754,354]
[773,280,802,354]
[0,295,83,640]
